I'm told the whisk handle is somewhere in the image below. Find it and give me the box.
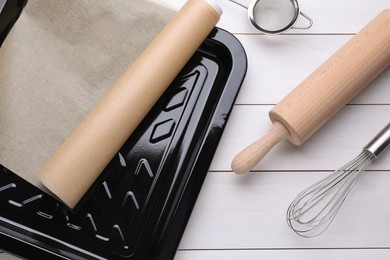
[364,122,390,159]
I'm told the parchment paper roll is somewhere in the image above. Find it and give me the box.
[37,0,222,209]
[0,0,175,192]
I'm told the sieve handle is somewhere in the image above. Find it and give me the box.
[291,12,313,30]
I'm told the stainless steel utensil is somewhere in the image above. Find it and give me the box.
[228,0,313,34]
[286,122,390,237]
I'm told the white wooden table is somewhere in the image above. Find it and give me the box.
[1,0,389,259]
[167,0,390,259]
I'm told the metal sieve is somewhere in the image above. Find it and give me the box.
[229,0,313,34]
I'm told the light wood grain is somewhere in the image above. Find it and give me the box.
[269,9,390,144]
[232,10,390,173]
[232,121,289,174]
[167,1,390,259]
[2,0,389,259]
[211,105,390,171]
[217,0,390,34]
[179,171,390,249]
[234,35,390,105]
[165,0,390,33]
[176,249,390,260]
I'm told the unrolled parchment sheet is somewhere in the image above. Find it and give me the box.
[0,0,174,190]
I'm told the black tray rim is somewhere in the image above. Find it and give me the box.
[0,26,247,260]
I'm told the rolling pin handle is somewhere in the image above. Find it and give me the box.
[231,121,289,174]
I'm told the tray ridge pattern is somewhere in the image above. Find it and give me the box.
[0,28,247,259]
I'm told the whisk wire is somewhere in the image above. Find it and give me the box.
[289,166,354,223]
[286,150,375,237]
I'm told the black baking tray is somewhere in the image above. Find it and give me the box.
[0,27,247,259]
[0,0,27,47]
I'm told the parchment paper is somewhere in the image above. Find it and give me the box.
[0,0,174,189]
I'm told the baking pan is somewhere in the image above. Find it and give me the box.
[0,0,27,47]
[0,27,247,259]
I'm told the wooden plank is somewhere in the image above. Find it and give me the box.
[210,105,390,171]
[178,170,390,249]
[165,0,389,34]
[162,1,390,106]
[233,35,390,105]
[217,0,389,34]
[175,249,390,260]
[165,0,390,258]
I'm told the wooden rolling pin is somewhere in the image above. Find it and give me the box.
[37,0,222,209]
[232,9,390,174]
